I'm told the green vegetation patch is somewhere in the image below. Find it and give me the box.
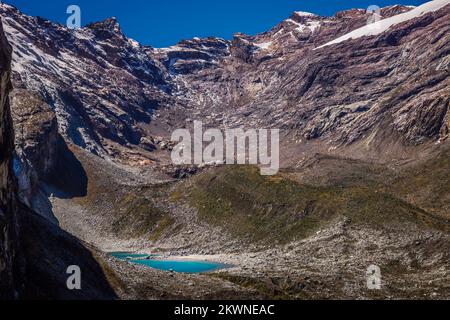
[388,148,450,219]
[149,216,175,242]
[174,166,447,244]
[112,192,173,239]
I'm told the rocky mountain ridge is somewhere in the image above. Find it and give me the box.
[0,2,448,170]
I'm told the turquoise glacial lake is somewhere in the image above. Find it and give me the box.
[110,252,227,273]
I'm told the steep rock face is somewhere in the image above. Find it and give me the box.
[0,19,19,299]
[0,4,175,160]
[155,37,230,75]
[0,17,117,300]
[166,3,449,162]
[85,18,166,85]
[11,89,59,222]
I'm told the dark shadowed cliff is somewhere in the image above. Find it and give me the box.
[0,18,20,300]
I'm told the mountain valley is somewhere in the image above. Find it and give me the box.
[0,1,449,299]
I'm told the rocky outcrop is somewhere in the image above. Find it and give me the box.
[157,37,230,75]
[11,89,59,222]
[0,18,19,299]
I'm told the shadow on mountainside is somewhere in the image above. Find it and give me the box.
[44,136,88,199]
[19,202,118,300]
[19,135,89,225]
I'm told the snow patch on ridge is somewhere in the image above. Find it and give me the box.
[286,19,321,33]
[255,41,272,50]
[294,11,317,17]
[317,0,449,49]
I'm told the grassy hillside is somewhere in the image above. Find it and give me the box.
[174,165,448,244]
[58,146,449,247]
[111,191,173,239]
[387,148,450,220]
[59,147,175,242]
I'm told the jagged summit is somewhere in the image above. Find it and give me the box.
[0,2,17,12]
[87,17,122,34]
[85,16,125,42]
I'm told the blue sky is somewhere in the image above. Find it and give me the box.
[5,0,428,47]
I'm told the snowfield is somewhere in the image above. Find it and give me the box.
[317,0,450,49]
